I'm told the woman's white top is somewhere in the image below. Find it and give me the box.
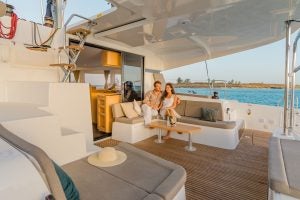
[162,94,175,109]
[160,95,181,118]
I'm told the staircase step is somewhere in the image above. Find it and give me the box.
[50,63,75,68]
[59,45,84,51]
[26,46,48,52]
[0,102,51,122]
[66,27,91,36]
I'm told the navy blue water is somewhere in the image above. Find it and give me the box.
[175,88,300,107]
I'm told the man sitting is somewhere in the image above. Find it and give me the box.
[142,81,162,125]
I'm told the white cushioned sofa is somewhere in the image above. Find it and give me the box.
[112,100,244,149]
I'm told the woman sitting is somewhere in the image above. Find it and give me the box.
[160,83,181,140]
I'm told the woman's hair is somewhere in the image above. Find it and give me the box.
[161,83,175,101]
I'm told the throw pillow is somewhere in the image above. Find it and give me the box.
[201,108,218,122]
[133,100,142,116]
[120,102,139,119]
[52,161,80,200]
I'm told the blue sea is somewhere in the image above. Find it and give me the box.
[175,88,300,107]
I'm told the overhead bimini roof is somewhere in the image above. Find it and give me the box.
[73,0,300,70]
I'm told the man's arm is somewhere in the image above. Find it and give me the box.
[143,91,151,106]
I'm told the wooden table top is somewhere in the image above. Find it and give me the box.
[148,120,201,133]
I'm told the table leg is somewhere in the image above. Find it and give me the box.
[155,128,165,144]
[185,133,196,151]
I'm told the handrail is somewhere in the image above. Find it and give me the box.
[289,30,300,131]
[63,14,97,49]
[211,80,227,99]
[283,20,292,134]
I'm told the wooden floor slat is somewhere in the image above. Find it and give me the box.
[96,129,271,200]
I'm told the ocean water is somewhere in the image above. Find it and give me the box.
[175,87,300,107]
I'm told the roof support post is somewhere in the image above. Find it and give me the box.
[283,20,292,135]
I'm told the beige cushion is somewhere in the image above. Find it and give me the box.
[133,100,142,116]
[178,116,236,129]
[269,137,300,198]
[175,100,186,116]
[63,142,186,200]
[115,116,157,124]
[121,102,139,119]
[112,103,125,118]
[115,117,145,124]
[185,100,223,121]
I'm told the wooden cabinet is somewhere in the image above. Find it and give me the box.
[101,50,121,67]
[97,94,121,133]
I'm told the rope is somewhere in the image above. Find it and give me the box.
[0,12,18,39]
[27,21,58,49]
[205,60,212,90]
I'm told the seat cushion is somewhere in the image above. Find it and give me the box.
[114,116,158,124]
[178,116,236,129]
[63,143,186,200]
[63,159,148,200]
[269,137,300,198]
[113,143,186,200]
[114,116,145,124]
[185,100,223,121]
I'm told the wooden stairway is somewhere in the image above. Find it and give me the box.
[50,14,97,82]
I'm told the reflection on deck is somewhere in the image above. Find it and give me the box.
[97,130,271,200]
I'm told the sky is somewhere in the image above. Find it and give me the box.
[163,39,288,84]
[4,0,300,84]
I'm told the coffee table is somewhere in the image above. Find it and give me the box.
[148,120,201,151]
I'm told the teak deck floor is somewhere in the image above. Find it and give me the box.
[96,129,271,200]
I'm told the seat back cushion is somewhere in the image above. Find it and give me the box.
[112,103,125,118]
[185,100,223,120]
[121,102,139,119]
[175,100,186,116]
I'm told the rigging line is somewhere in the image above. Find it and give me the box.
[204,60,212,90]
[31,21,58,47]
[33,22,38,45]
[41,28,58,45]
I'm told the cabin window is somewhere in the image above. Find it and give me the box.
[85,73,110,89]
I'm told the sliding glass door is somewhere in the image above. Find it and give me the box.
[122,52,144,102]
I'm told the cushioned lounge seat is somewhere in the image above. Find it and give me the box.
[0,125,66,200]
[178,116,236,129]
[63,142,186,200]
[269,137,300,199]
[0,124,186,200]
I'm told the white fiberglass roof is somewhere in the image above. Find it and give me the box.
[74,0,300,70]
